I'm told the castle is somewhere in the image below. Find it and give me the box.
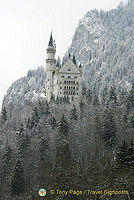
[44,32,82,104]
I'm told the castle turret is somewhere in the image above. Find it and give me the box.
[46,32,56,102]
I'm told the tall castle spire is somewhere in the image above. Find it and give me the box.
[45,31,56,102]
[48,32,53,46]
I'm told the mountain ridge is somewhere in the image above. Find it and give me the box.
[2,0,134,107]
[64,0,134,94]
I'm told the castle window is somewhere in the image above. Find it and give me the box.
[77,93,78,95]
[68,69,71,71]
[64,81,66,84]
[60,81,62,84]
[65,86,66,89]
[69,86,70,89]
[72,97,74,101]
[74,81,75,84]
[77,88,79,90]
[74,76,77,79]
[60,87,62,89]
[61,75,64,78]
[68,76,71,79]
[69,81,70,84]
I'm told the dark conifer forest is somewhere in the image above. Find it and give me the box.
[0,86,134,199]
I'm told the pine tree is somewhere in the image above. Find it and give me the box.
[1,106,7,123]
[115,141,133,169]
[92,90,99,105]
[127,84,134,110]
[79,100,85,119]
[49,114,57,128]
[70,105,78,121]
[102,87,109,105]
[102,108,117,148]
[39,138,49,163]
[58,114,69,136]
[128,140,134,168]
[17,133,31,159]
[1,146,13,183]
[11,159,25,196]
[29,106,40,129]
[56,140,71,169]
[38,100,45,116]
[19,123,24,134]
[39,138,51,184]
[26,118,32,130]
[45,101,50,116]
[108,85,117,104]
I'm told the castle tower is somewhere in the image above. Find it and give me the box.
[46,32,56,102]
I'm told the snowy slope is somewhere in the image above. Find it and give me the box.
[2,67,46,106]
[64,1,134,94]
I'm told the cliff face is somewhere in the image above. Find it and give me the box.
[64,1,134,94]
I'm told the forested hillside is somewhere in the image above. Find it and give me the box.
[0,86,134,199]
[64,0,134,94]
[2,67,46,106]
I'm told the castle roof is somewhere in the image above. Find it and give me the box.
[57,57,82,75]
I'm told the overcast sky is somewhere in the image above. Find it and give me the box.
[0,0,127,108]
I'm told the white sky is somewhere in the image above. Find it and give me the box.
[0,0,127,108]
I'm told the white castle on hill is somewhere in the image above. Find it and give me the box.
[44,32,82,104]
